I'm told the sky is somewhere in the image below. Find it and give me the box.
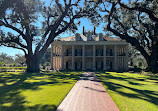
[0,0,106,56]
[0,18,105,56]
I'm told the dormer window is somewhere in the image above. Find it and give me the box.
[87,31,93,41]
[99,33,104,41]
[75,33,82,41]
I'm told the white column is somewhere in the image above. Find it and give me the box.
[61,45,64,70]
[82,45,85,70]
[93,45,96,70]
[54,46,56,70]
[114,45,118,70]
[71,45,75,70]
[124,45,129,70]
[57,47,59,69]
[103,45,106,70]
[51,44,54,70]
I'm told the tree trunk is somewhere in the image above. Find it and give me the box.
[146,42,158,73]
[26,54,40,73]
[146,56,158,73]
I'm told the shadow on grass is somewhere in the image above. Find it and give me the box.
[0,71,81,111]
[96,72,158,106]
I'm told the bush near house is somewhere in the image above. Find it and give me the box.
[0,67,27,72]
[0,62,3,67]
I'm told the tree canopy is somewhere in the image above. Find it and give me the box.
[0,53,14,64]
[0,0,97,72]
[87,0,158,72]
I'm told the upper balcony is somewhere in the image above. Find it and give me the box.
[106,49,114,56]
[64,45,126,57]
[75,49,82,56]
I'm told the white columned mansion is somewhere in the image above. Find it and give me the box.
[51,27,129,71]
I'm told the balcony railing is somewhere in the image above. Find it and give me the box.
[75,53,82,56]
[65,49,119,56]
[106,53,114,56]
[117,53,126,56]
[65,53,72,56]
[85,53,93,56]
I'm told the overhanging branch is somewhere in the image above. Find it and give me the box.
[118,0,158,22]
[3,44,27,55]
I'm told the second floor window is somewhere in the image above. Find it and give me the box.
[106,49,113,56]
[75,49,82,56]
[66,48,72,56]
[96,49,103,56]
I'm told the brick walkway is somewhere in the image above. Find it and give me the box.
[56,72,119,111]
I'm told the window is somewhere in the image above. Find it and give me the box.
[106,49,113,56]
[96,49,103,56]
[75,49,82,56]
[66,48,72,56]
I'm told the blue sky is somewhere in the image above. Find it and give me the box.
[0,0,107,56]
[0,18,105,56]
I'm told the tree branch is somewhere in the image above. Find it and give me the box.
[55,0,63,13]
[3,44,27,55]
[118,0,158,22]
[107,3,150,59]
[1,19,27,40]
[0,37,27,49]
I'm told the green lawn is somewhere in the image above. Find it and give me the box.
[0,71,82,111]
[96,72,158,111]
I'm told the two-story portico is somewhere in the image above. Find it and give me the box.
[51,27,128,71]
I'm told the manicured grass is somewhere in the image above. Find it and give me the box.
[0,67,26,72]
[0,71,82,111]
[96,72,158,111]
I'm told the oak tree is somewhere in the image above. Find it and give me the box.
[0,0,96,72]
[88,0,158,72]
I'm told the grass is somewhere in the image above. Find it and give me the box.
[95,71,158,111]
[0,67,27,72]
[0,71,83,111]
[0,67,27,69]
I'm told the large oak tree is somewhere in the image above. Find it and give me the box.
[0,0,97,72]
[88,0,158,72]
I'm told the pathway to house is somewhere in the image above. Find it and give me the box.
[56,72,119,111]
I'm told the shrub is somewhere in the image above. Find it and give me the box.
[0,62,4,67]
[12,63,16,67]
[45,62,50,66]
[138,61,143,68]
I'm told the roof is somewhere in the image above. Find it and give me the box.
[57,34,122,41]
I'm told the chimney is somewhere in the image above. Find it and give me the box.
[93,26,96,35]
[83,26,85,35]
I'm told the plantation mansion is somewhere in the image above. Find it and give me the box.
[51,27,129,71]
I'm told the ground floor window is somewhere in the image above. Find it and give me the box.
[75,61,82,70]
[96,61,103,70]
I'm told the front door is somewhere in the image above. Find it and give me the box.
[106,60,113,70]
[96,61,103,70]
[66,61,72,70]
[86,61,93,70]
[75,61,82,70]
